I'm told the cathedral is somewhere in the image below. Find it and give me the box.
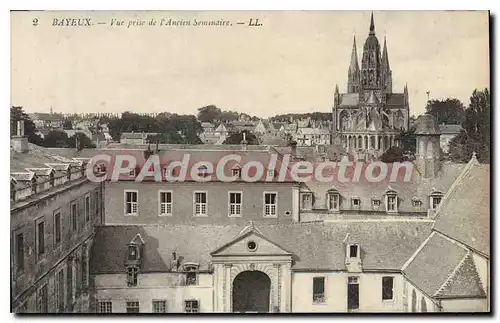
[332,13,410,156]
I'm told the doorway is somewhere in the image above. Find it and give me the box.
[232,271,271,313]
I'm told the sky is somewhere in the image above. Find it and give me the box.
[11,10,490,118]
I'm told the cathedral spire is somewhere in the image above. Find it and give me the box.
[369,11,375,36]
[347,36,360,93]
[382,36,390,70]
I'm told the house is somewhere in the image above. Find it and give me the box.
[294,127,332,146]
[120,132,159,145]
[402,156,489,312]
[439,124,463,154]
[10,121,103,313]
[201,122,215,134]
[29,112,65,130]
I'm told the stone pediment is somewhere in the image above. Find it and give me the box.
[211,229,292,257]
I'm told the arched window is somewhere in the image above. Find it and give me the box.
[411,289,417,312]
[420,297,427,312]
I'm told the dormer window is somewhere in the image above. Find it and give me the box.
[430,192,444,210]
[352,197,361,208]
[267,169,276,179]
[129,168,136,177]
[327,190,340,212]
[128,245,138,261]
[412,198,423,210]
[371,198,381,209]
[198,165,209,177]
[349,244,359,258]
[184,263,199,286]
[385,189,398,213]
[232,166,241,178]
[301,193,313,210]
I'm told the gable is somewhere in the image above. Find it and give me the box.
[211,232,292,257]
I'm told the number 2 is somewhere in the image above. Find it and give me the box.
[32,18,38,26]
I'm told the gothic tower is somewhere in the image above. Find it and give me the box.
[360,13,383,92]
[347,36,360,93]
[381,37,392,94]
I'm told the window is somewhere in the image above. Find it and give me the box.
[126,301,140,313]
[98,301,112,313]
[197,165,209,177]
[185,265,198,286]
[386,195,397,212]
[347,277,359,310]
[229,192,242,216]
[194,192,207,216]
[127,245,137,261]
[301,193,313,210]
[55,269,65,312]
[129,168,136,177]
[430,194,443,210]
[267,169,276,178]
[127,267,138,287]
[349,245,359,258]
[81,244,88,287]
[54,212,61,245]
[352,197,361,207]
[185,300,199,313]
[36,220,45,259]
[15,233,24,273]
[37,284,48,313]
[264,192,277,216]
[153,300,167,313]
[85,195,90,223]
[94,190,100,216]
[372,199,381,208]
[232,167,241,178]
[125,191,138,215]
[328,192,340,211]
[382,276,394,300]
[159,191,173,216]
[412,199,422,209]
[313,277,326,304]
[71,201,78,232]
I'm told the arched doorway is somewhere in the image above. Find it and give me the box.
[232,271,271,313]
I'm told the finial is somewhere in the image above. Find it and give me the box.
[472,151,477,159]
[369,11,375,35]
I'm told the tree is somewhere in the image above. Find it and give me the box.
[43,130,69,148]
[197,105,221,123]
[396,127,417,154]
[379,146,407,163]
[449,88,490,163]
[425,98,465,125]
[218,110,239,123]
[67,133,96,150]
[223,131,259,145]
[63,119,73,130]
[10,106,44,145]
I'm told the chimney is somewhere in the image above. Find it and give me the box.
[11,120,29,153]
[288,140,297,158]
[171,252,178,272]
[241,132,248,150]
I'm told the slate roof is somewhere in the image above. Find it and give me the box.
[435,253,486,298]
[339,93,359,107]
[404,233,467,297]
[433,162,490,257]
[90,221,432,274]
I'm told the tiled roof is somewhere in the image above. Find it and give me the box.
[404,233,468,297]
[90,221,432,274]
[435,253,486,298]
[433,162,490,256]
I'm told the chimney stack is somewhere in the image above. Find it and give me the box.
[241,132,248,150]
[11,120,29,153]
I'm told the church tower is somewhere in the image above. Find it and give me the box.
[347,36,360,93]
[381,37,392,94]
[360,13,383,91]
